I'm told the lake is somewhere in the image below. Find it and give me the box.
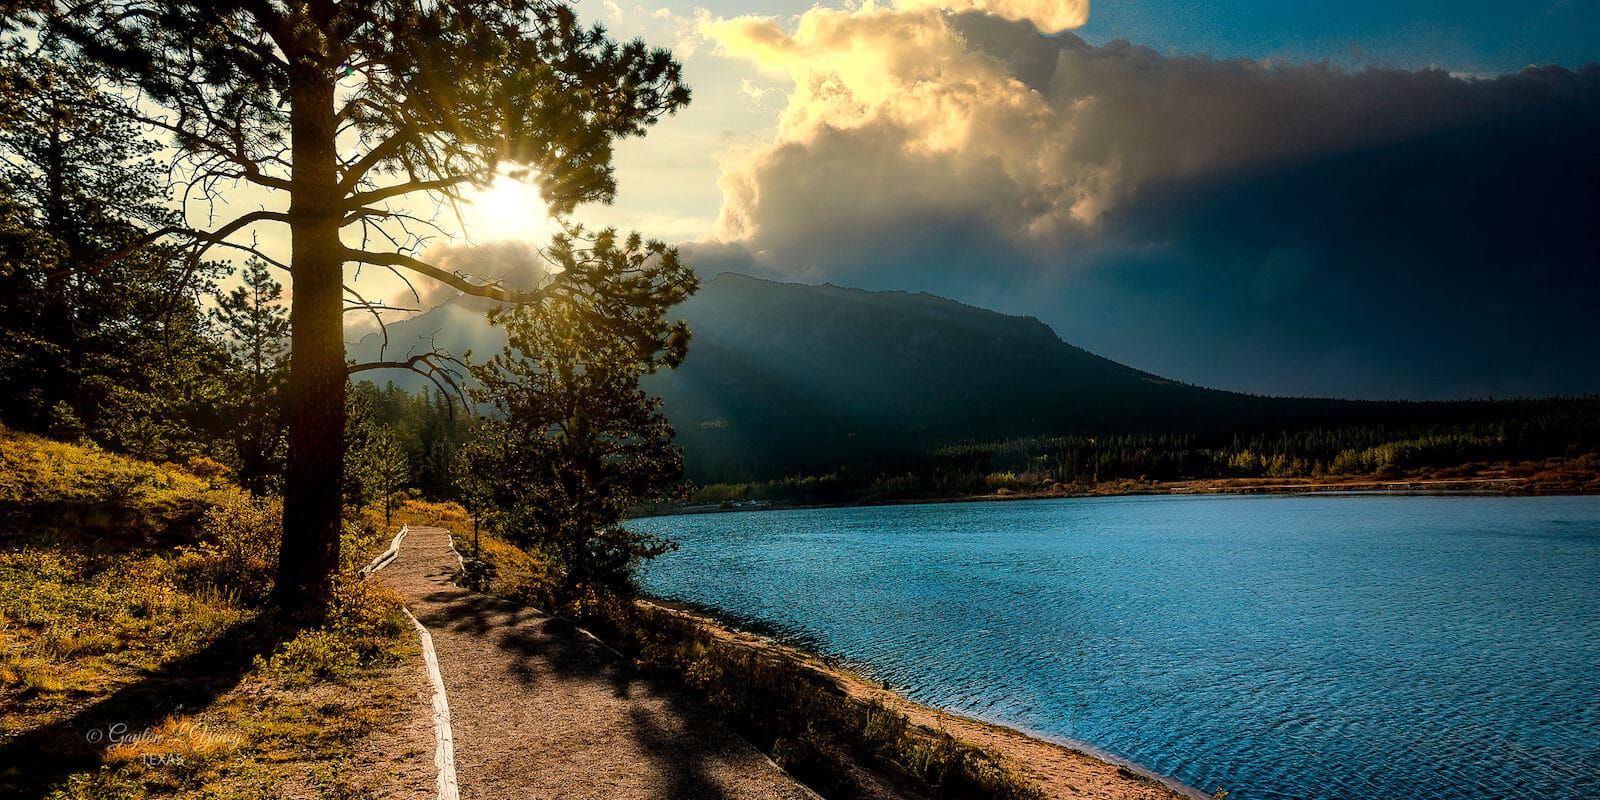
[631,494,1600,800]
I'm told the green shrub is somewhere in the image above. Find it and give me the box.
[175,494,281,605]
[340,513,386,574]
[254,577,407,687]
[327,577,407,661]
[255,629,360,687]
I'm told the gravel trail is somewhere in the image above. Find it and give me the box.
[379,526,819,800]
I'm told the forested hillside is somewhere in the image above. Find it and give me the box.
[352,273,1600,489]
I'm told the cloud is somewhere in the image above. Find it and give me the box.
[594,1,710,58]
[706,6,1593,258]
[894,0,1088,34]
[738,77,777,107]
[691,4,1600,398]
[703,8,1069,249]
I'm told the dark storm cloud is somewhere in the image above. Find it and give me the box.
[1066,93,1600,399]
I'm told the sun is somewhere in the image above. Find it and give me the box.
[456,171,557,244]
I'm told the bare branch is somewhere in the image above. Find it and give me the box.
[344,303,421,314]
[192,209,290,258]
[44,207,284,282]
[342,283,393,349]
[339,124,417,190]
[347,351,469,406]
[342,206,451,239]
[209,240,290,272]
[123,107,293,191]
[347,353,457,375]
[72,224,189,275]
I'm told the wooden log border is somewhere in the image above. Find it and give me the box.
[363,525,460,800]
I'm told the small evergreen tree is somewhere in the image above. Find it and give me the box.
[367,430,410,526]
[453,434,494,558]
[470,230,694,599]
[213,258,290,493]
[342,384,382,510]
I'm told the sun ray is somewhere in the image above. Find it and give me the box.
[456,170,561,244]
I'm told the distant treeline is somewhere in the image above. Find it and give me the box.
[687,397,1600,504]
[318,389,1600,508]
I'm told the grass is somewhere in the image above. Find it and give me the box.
[0,425,420,799]
[0,427,222,543]
[0,543,242,707]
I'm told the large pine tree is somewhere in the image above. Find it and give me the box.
[12,2,690,617]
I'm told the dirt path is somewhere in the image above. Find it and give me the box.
[376,526,819,800]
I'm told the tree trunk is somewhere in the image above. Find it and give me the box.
[273,69,344,619]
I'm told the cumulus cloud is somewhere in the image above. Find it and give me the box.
[893,0,1088,34]
[704,8,1066,245]
[702,5,1592,260]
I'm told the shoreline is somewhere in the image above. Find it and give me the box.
[640,598,1212,800]
[636,472,1600,518]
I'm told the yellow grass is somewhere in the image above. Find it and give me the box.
[0,425,420,798]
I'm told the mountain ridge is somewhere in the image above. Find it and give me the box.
[346,271,1423,482]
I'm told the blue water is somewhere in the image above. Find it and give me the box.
[632,494,1600,800]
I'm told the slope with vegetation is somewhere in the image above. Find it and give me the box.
[0,427,427,798]
[648,274,1600,489]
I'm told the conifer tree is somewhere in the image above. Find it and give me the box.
[213,258,291,493]
[0,42,224,454]
[470,230,693,598]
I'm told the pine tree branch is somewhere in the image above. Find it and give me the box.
[339,124,418,191]
[342,247,541,303]
[344,172,483,209]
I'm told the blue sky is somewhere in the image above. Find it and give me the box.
[1076,0,1599,73]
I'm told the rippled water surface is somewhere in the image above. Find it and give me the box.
[632,495,1600,800]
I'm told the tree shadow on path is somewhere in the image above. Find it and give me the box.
[414,586,776,800]
[417,588,638,698]
[628,704,744,800]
